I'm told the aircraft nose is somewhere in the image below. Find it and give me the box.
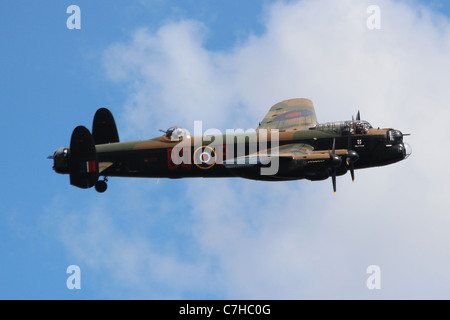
[403,142,412,159]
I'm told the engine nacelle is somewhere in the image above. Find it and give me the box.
[278,156,348,180]
[52,147,70,174]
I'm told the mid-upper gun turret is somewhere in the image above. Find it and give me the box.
[160,126,188,141]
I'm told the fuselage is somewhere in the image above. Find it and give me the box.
[93,126,411,181]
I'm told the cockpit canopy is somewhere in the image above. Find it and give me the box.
[311,120,373,135]
[162,126,188,141]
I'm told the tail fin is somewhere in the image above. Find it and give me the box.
[92,108,119,145]
[69,126,98,189]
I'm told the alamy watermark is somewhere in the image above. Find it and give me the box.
[167,121,280,176]
[66,5,81,30]
[66,265,81,290]
[366,265,381,290]
[367,5,381,30]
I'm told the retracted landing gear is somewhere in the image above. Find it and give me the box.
[95,178,108,193]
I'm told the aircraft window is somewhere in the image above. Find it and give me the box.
[361,121,372,129]
[312,120,372,135]
[387,130,403,143]
[360,121,372,134]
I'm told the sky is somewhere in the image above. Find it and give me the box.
[1,0,450,299]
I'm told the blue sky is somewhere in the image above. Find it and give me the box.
[1,0,450,299]
[0,0,269,299]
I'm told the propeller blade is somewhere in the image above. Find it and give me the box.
[329,138,338,194]
[348,115,360,181]
[346,130,352,178]
[350,162,355,182]
[332,168,337,194]
[346,151,359,182]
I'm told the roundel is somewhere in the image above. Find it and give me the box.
[193,145,216,169]
[273,109,313,121]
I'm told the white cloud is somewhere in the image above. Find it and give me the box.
[43,189,213,298]
[104,21,239,139]
[52,0,450,298]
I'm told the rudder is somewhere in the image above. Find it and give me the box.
[92,108,119,145]
[69,126,99,189]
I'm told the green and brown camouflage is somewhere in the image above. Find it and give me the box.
[257,98,318,131]
[49,98,411,193]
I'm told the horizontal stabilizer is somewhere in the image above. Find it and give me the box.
[92,108,119,145]
[69,126,98,189]
[99,161,114,174]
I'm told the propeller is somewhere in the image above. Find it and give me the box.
[346,137,359,182]
[345,111,360,182]
[328,111,361,193]
[329,138,341,194]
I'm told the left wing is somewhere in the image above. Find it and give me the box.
[257,98,318,131]
[223,143,347,168]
